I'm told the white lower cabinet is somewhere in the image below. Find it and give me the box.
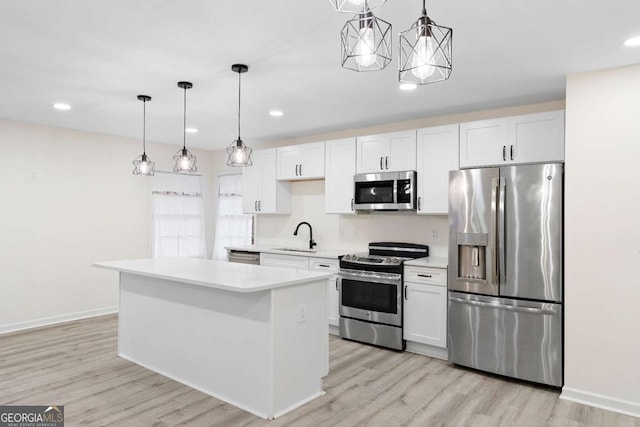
[310,258,340,332]
[403,265,448,358]
[260,253,309,270]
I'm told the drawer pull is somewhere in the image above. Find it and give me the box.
[417,274,433,278]
[319,264,331,268]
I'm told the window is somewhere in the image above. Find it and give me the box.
[150,172,206,258]
[212,174,254,260]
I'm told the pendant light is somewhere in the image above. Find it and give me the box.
[173,81,197,172]
[132,95,155,176]
[329,0,386,13]
[226,64,253,167]
[399,0,452,85]
[341,7,392,72]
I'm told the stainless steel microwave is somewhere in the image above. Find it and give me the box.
[353,170,417,211]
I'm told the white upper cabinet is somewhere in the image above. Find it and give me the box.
[325,138,357,214]
[242,148,291,214]
[356,130,417,173]
[416,124,459,215]
[276,141,325,180]
[508,110,565,164]
[459,110,565,168]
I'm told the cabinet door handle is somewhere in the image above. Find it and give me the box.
[336,277,339,291]
[351,198,354,211]
[385,156,389,169]
[299,164,302,176]
[254,201,258,211]
[380,157,383,170]
[258,200,261,211]
[510,145,514,160]
[502,145,506,161]
[319,264,330,268]
[417,274,433,278]
[417,196,421,211]
[404,285,408,300]
[295,165,298,176]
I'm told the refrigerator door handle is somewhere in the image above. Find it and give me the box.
[490,177,499,288]
[498,177,506,287]
[449,296,559,315]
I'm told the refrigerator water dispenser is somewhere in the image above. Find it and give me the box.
[457,233,488,280]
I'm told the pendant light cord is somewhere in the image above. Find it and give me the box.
[183,86,187,150]
[422,0,426,15]
[142,99,147,155]
[237,70,242,141]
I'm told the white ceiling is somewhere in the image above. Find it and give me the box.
[1,1,639,151]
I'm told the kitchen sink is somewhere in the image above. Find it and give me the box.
[273,247,317,254]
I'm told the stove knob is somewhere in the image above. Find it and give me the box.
[392,258,400,263]
[385,257,392,263]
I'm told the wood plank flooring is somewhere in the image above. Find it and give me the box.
[1,315,638,426]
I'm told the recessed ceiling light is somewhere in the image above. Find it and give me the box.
[624,35,640,47]
[185,128,198,133]
[269,110,284,117]
[53,103,71,110]
[399,83,417,91]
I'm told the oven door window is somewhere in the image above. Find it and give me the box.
[354,180,394,204]
[341,279,397,314]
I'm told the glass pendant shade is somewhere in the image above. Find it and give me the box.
[226,64,253,167]
[173,81,197,173]
[132,94,155,176]
[399,11,452,85]
[341,10,392,72]
[226,139,253,167]
[329,0,386,14]
[173,147,197,172]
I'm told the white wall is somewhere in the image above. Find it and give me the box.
[255,180,449,255]
[561,64,640,417]
[0,119,214,333]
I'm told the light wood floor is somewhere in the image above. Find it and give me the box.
[1,315,638,427]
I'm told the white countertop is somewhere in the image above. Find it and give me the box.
[225,245,353,259]
[403,256,448,269]
[94,258,332,293]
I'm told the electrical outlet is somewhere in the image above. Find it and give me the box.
[432,228,439,240]
[297,304,306,323]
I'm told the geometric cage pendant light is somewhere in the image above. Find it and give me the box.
[341,8,392,72]
[132,95,155,176]
[173,81,198,172]
[226,64,253,167]
[399,0,452,85]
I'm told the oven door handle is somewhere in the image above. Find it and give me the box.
[339,270,402,285]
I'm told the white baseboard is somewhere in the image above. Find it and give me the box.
[405,341,448,360]
[328,324,339,336]
[0,306,119,335]
[561,387,640,419]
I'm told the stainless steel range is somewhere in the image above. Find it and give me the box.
[338,242,429,351]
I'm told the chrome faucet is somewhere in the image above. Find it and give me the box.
[293,221,317,250]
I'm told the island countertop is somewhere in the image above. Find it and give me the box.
[94,257,332,293]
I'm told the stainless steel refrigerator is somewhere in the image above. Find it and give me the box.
[447,163,563,387]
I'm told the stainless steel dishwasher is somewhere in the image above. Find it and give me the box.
[227,249,260,265]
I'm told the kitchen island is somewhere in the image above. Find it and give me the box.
[94,257,332,420]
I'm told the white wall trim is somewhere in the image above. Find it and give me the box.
[0,306,118,335]
[405,341,448,361]
[560,387,640,419]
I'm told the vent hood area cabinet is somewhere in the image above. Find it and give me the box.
[459,110,565,168]
[324,138,357,214]
[356,130,417,173]
[276,141,325,181]
[242,148,291,214]
[416,124,459,215]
